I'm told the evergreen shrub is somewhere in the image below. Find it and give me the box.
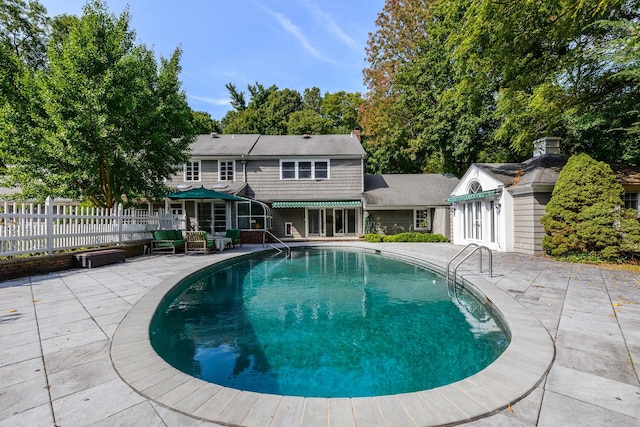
[541,153,640,260]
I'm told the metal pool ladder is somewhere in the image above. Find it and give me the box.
[445,243,492,297]
[262,230,291,258]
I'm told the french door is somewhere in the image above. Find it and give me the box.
[334,208,357,235]
[307,209,326,237]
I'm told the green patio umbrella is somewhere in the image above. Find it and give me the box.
[165,186,244,201]
[165,186,244,233]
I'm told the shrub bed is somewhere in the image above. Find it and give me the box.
[365,232,448,243]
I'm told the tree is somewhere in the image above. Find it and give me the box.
[221,108,265,134]
[287,109,332,135]
[302,87,322,113]
[219,82,362,136]
[247,82,277,110]
[321,91,362,134]
[541,154,640,260]
[262,88,302,135]
[225,82,246,111]
[0,0,194,207]
[0,0,49,70]
[191,110,221,134]
[361,0,640,176]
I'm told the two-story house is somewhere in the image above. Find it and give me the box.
[162,131,458,242]
[162,132,366,241]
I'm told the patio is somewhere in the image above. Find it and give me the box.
[0,243,638,426]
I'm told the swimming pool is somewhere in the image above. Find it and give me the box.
[111,243,554,426]
[150,248,509,398]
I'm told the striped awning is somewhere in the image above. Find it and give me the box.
[272,200,362,209]
[447,190,499,203]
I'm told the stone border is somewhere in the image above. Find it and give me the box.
[111,246,555,426]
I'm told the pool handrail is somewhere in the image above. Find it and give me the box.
[262,230,291,258]
[446,244,492,297]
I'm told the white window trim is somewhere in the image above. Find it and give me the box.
[184,160,201,182]
[279,159,330,180]
[218,160,235,182]
[414,209,429,230]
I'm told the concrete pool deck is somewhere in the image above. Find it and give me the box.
[1,242,639,426]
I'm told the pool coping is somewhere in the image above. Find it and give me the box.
[110,245,555,426]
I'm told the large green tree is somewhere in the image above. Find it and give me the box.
[362,0,640,176]
[220,83,363,135]
[0,0,195,207]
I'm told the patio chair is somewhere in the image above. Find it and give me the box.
[225,229,241,247]
[185,231,215,254]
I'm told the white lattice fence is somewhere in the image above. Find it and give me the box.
[0,197,179,256]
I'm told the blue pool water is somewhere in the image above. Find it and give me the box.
[150,248,509,398]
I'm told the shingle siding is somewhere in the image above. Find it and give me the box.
[246,159,363,201]
[513,192,551,255]
[272,209,305,239]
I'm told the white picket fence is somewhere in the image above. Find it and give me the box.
[0,197,182,256]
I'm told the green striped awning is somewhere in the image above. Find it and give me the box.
[272,201,362,209]
[447,190,498,203]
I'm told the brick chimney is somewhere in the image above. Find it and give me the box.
[351,127,361,142]
[533,137,561,157]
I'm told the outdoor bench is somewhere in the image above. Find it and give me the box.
[73,248,126,268]
[151,230,185,254]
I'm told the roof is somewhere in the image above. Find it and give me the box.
[189,133,366,158]
[472,154,569,189]
[517,154,569,187]
[189,134,260,157]
[363,174,460,208]
[612,164,640,185]
[248,134,366,157]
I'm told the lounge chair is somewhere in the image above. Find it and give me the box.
[151,230,185,254]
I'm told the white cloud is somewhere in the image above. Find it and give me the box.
[301,0,360,52]
[189,95,230,106]
[260,4,336,64]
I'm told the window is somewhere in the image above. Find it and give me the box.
[298,162,312,179]
[281,161,296,179]
[236,201,272,231]
[468,180,482,194]
[414,210,429,230]
[315,161,328,179]
[218,160,234,181]
[280,159,330,180]
[184,161,200,182]
[212,201,227,233]
[623,193,638,211]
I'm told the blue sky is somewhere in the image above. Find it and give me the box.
[40,0,385,120]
